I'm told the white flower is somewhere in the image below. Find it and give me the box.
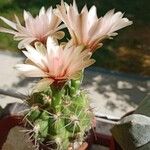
[55,0,133,52]
[0,7,65,49]
[15,37,95,84]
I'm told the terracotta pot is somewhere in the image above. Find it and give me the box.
[0,116,23,149]
[85,128,121,150]
[0,116,121,150]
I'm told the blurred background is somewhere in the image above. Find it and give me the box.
[0,0,150,76]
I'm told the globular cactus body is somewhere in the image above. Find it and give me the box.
[25,79,93,150]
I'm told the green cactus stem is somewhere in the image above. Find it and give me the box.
[51,86,64,113]
[25,78,93,150]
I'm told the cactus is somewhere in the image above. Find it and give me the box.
[24,79,93,150]
[0,0,132,149]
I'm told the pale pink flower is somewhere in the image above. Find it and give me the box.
[15,37,95,84]
[55,1,133,52]
[0,7,65,49]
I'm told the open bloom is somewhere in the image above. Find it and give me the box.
[55,1,133,52]
[15,37,95,84]
[0,7,64,49]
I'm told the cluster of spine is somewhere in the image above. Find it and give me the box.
[25,79,93,150]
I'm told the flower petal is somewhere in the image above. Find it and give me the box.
[23,45,46,69]
[23,10,33,21]
[0,27,17,34]
[34,42,47,55]
[17,38,35,49]
[39,7,46,17]
[0,16,17,30]
[33,78,54,92]
[46,36,60,57]
[15,64,48,77]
